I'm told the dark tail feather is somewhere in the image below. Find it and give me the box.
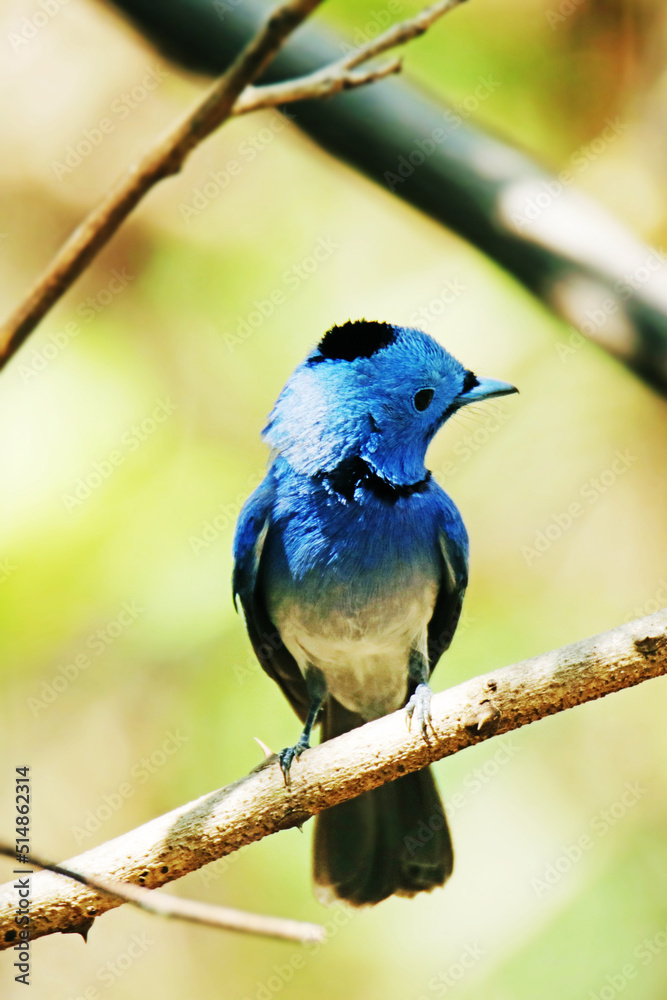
[313,699,454,906]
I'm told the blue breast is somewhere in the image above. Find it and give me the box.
[261,457,450,616]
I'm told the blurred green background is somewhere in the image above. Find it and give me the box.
[1,0,667,997]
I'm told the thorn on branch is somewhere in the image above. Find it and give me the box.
[0,844,324,945]
[463,697,501,733]
[63,918,95,942]
[634,634,667,659]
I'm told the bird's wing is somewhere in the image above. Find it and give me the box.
[232,476,310,722]
[426,492,470,674]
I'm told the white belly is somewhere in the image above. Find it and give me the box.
[273,582,438,720]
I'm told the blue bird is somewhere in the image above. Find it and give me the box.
[233,320,517,906]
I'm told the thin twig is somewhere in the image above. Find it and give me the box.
[0,0,466,371]
[234,58,403,113]
[343,0,464,69]
[0,845,323,944]
[1,609,664,950]
[0,0,325,369]
[234,0,465,114]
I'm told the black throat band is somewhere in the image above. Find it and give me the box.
[320,456,431,503]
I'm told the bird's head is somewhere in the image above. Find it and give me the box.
[263,320,518,486]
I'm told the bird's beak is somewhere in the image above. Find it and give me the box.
[457,376,518,407]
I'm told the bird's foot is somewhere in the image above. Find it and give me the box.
[406,682,434,740]
[278,739,310,785]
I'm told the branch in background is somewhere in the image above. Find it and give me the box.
[108,0,667,395]
[0,0,465,371]
[1,609,665,951]
[0,845,323,944]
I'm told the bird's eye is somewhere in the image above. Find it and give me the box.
[413,388,434,412]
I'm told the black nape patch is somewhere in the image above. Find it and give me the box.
[313,320,397,363]
[462,370,479,394]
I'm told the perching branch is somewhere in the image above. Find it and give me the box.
[0,845,323,944]
[0,0,465,371]
[1,609,665,951]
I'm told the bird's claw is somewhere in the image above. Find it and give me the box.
[406,682,434,740]
[278,740,310,785]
